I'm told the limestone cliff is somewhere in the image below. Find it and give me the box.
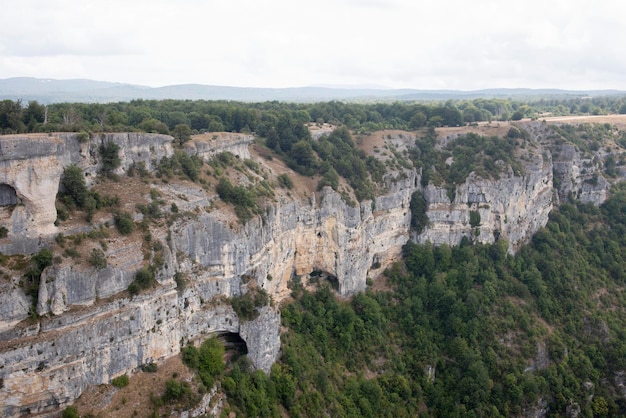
[528,120,617,205]
[0,133,173,255]
[551,142,611,204]
[0,124,622,416]
[0,131,417,415]
[418,139,554,252]
[183,132,254,160]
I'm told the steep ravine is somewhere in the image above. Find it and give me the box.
[0,127,617,416]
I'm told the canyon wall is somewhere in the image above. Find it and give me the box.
[0,124,619,416]
[418,140,554,252]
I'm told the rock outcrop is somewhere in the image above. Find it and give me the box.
[552,142,611,205]
[525,120,616,205]
[183,132,254,160]
[0,133,173,255]
[418,142,554,252]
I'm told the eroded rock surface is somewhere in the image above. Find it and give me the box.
[0,125,621,416]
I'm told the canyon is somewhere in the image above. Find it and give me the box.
[0,119,621,416]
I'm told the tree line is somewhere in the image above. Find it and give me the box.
[2,95,626,136]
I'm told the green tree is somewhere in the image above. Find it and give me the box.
[289,140,317,175]
[0,100,25,133]
[198,337,225,386]
[138,118,169,134]
[60,165,88,208]
[22,101,45,130]
[410,191,429,233]
[99,142,121,176]
[172,123,192,145]
[163,379,193,402]
[511,110,524,121]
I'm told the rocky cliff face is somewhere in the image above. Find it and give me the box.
[552,142,610,204]
[183,132,254,160]
[0,125,620,416]
[0,133,173,255]
[527,120,616,205]
[170,168,417,298]
[0,132,418,415]
[418,140,554,252]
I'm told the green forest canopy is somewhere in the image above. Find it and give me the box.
[2,95,626,135]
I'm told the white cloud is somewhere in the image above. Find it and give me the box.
[1,0,625,90]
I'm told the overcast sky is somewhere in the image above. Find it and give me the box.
[1,0,625,90]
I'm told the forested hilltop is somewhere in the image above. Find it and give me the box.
[3,95,626,136]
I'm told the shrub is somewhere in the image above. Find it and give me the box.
[0,226,8,238]
[180,155,201,181]
[76,131,89,143]
[231,288,269,321]
[215,177,258,222]
[409,191,429,233]
[142,362,158,373]
[182,344,200,370]
[56,206,69,222]
[129,267,155,295]
[26,248,53,281]
[62,406,79,418]
[174,271,186,292]
[163,379,193,403]
[469,210,481,228]
[136,201,162,219]
[507,126,522,138]
[114,212,134,235]
[63,248,80,259]
[136,268,154,285]
[23,248,52,317]
[277,173,294,189]
[89,248,107,270]
[111,374,129,388]
[127,281,140,295]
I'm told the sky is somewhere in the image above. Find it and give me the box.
[1,0,625,91]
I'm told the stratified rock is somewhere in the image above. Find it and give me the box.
[0,125,621,416]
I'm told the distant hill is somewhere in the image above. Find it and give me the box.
[0,77,624,104]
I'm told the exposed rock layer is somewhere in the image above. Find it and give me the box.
[0,127,618,416]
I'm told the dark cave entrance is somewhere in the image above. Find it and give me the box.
[216,331,248,360]
[309,270,339,291]
[0,184,18,206]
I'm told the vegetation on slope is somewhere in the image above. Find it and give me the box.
[409,127,526,201]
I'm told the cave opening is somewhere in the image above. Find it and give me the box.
[0,184,18,206]
[309,270,339,291]
[216,331,248,360]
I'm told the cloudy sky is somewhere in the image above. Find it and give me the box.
[1,0,625,90]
